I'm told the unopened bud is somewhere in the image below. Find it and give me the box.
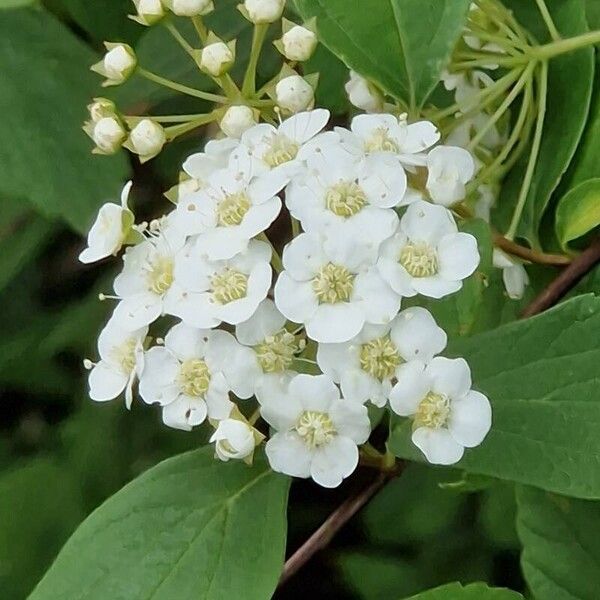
[220,105,257,138]
[130,0,165,26]
[92,43,137,87]
[126,119,166,162]
[281,25,317,61]
[275,74,314,113]
[210,419,261,462]
[88,98,117,122]
[89,117,127,154]
[200,41,235,76]
[167,0,214,16]
[242,0,284,24]
[345,70,384,113]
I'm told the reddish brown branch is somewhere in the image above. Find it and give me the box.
[521,236,600,318]
[492,232,571,266]
[278,466,402,588]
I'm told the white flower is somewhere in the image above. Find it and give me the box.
[263,374,371,487]
[446,112,505,153]
[88,97,117,122]
[377,200,479,299]
[426,146,476,207]
[235,299,302,403]
[317,307,447,407]
[87,116,127,155]
[131,0,165,25]
[345,71,384,113]
[220,105,257,138]
[243,0,285,24]
[139,323,258,430]
[276,75,315,114]
[338,114,440,168]
[236,109,333,180]
[168,239,272,328]
[92,43,137,86]
[493,249,529,300]
[111,224,186,330]
[173,165,283,258]
[442,69,495,112]
[181,138,239,191]
[87,315,147,408]
[275,231,401,343]
[210,418,263,462]
[389,357,491,465]
[281,25,317,61]
[286,144,403,240]
[473,183,497,222]
[167,0,213,16]
[125,119,166,162]
[79,181,136,264]
[200,41,234,77]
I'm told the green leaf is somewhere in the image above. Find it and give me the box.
[390,295,600,499]
[294,0,471,109]
[517,485,600,599]
[404,582,524,599]
[555,178,600,250]
[30,448,290,600]
[0,0,35,7]
[496,0,594,247]
[0,8,130,233]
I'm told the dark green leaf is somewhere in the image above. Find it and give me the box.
[404,582,524,599]
[555,178,600,250]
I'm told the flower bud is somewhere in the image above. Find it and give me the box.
[125,119,166,162]
[88,98,117,123]
[219,105,257,138]
[88,117,127,154]
[242,0,284,24]
[275,74,314,113]
[209,419,261,462]
[281,25,317,61]
[92,43,137,87]
[345,70,384,113]
[167,0,214,15]
[130,0,165,26]
[200,41,234,76]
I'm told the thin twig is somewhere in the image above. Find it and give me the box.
[278,465,402,588]
[521,237,600,317]
[492,232,571,265]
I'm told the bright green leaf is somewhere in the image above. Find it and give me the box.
[404,582,524,599]
[555,178,600,250]
[294,0,471,109]
[517,485,600,599]
[390,295,600,499]
[30,448,290,600]
[0,8,130,233]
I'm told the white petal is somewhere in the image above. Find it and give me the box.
[255,372,292,405]
[88,362,128,402]
[111,294,162,330]
[274,273,318,323]
[388,361,428,416]
[316,342,355,382]
[411,276,462,299]
[448,390,492,447]
[377,257,417,297]
[138,347,181,406]
[502,264,529,299]
[260,388,303,430]
[288,373,339,412]
[281,232,326,280]
[280,109,330,144]
[164,322,208,361]
[426,357,472,399]
[306,303,364,343]
[162,395,208,431]
[266,432,312,478]
[236,298,286,346]
[437,233,480,281]
[353,269,401,325]
[401,121,440,153]
[310,437,359,488]
[196,227,249,261]
[390,307,447,363]
[412,427,464,465]
[205,372,235,419]
[329,399,370,443]
[360,155,407,208]
[401,200,457,244]
[163,288,221,329]
[339,369,379,404]
[351,114,397,139]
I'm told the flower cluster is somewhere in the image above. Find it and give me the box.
[82,107,492,487]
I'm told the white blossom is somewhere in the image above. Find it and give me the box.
[79,181,136,264]
[426,145,476,207]
[243,0,285,24]
[87,315,147,408]
[139,323,258,430]
[92,43,137,86]
[263,374,371,487]
[88,97,117,123]
[389,357,491,465]
[377,200,479,299]
[345,71,384,113]
[442,69,495,112]
[200,41,234,77]
[131,0,165,25]
[125,119,166,162]
[317,307,447,407]
[493,249,529,300]
[167,0,213,16]
[220,105,257,138]
[275,231,401,343]
[180,138,239,194]
[276,75,315,114]
[281,25,317,61]
[210,418,263,462]
[87,116,127,155]
[168,238,272,328]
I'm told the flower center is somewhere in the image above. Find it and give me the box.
[325,181,367,217]
[147,256,174,294]
[254,330,299,373]
[217,191,251,226]
[415,391,451,429]
[211,268,248,304]
[295,410,337,448]
[364,127,399,153]
[179,358,211,397]
[312,263,355,304]
[263,134,299,167]
[112,338,138,375]
[359,336,402,380]
[399,242,438,277]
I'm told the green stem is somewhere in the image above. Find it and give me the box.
[165,21,197,60]
[137,68,228,103]
[191,15,208,44]
[125,113,211,124]
[533,30,600,60]
[452,52,527,69]
[534,0,561,41]
[164,113,218,140]
[506,60,548,240]
[243,24,268,96]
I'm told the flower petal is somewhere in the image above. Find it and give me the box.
[412,427,465,465]
[388,361,428,416]
[310,437,359,488]
[426,357,472,399]
[306,303,364,343]
[391,307,447,363]
[266,432,312,478]
[437,232,479,281]
[448,390,492,447]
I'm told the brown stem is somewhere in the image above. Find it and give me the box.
[492,232,571,266]
[521,236,600,317]
[278,465,402,588]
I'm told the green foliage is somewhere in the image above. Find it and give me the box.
[405,582,524,599]
[30,448,290,600]
[390,295,600,499]
[555,178,600,250]
[517,486,600,599]
[294,0,471,109]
